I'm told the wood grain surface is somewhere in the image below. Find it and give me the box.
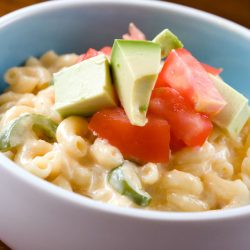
[167,0,250,28]
[0,0,44,16]
[0,0,249,249]
[0,0,249,27]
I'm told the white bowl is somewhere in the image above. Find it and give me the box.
[0,1,250,250]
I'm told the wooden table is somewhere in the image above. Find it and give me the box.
[167,0,250,28]
[0,0,249,27]
[0,0,249,249]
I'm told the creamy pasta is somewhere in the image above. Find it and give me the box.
[1,50,250,212]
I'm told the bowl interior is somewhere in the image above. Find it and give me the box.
[0,1,249,96]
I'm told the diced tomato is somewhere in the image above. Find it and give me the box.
[89,108,170,163]
[154,48,226,116]
[148,87,213,147]
[170,132,186,152]
[77,47,112,63]
[99,46,112,57]
[122,23,146,40]
[155,62,222,88]
[77,48,99,63]
[201,63,223,76]
[154,70,167,89]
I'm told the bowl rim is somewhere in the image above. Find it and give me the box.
[0,0,250,222]
[1,0,249,36]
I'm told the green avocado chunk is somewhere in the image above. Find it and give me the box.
[108,162,152,207]
[111,39,161,126]
[54,54,117,117]
[209,74,250,138]
[152,29,183,58]
[0,114,58,152]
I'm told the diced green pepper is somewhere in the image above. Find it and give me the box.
[0,114,58,152]
[108,162,152,207]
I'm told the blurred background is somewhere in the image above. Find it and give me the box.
[0,0,249,249]
[0,0,249,28]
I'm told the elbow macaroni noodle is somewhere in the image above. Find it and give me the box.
[56,116,89,159]
[1,50,250,212]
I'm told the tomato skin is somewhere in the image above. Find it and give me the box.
[149,87,213,147]
[154,69,168,89]
[89,108,170,163]
[170,132,186,152]
[99,46,112,57]
[122,23,146,40]
[201,63,223,75]
[154,48,226,115]
[77,48,99,63]
[77,47,112,63]
[155,62,223,88]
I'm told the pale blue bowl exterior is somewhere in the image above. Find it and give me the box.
[0,1,249,96]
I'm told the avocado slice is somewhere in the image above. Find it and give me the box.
[111,40,161,126]
[152,29,183,58]
[54,54,117,117]
[108,162,152,207]
[0,114,57,152]
[209,74,250,138]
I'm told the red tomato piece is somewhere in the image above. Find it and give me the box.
[154,69,167,89]
[170,132,186,152]
[77,47,112,63]
[155,62,223,88]
[122,23,146,40]
[155,48,226,115]
[77,48,99,63]
[89,108,170,163]
[201,63,223,76]
[99,46,112,57]
[149,87,213,147]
